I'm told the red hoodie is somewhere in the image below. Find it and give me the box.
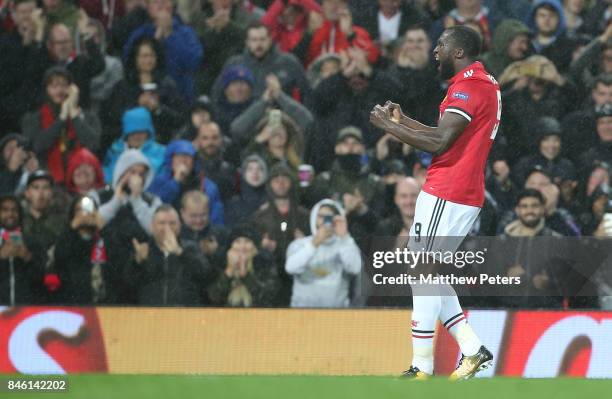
[306,20,380,67]
[65,148,105,194]
[262,0,322,53]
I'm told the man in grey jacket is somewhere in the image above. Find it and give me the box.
[285,199,361,307]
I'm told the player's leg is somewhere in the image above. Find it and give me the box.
[404,191,444,378]
[436,203,493,380]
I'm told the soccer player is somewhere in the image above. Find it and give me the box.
[370,26,499,380]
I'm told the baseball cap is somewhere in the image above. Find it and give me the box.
[336,126,363,143]
[27,170,54,187]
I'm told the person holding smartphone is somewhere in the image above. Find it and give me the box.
[0,194,44,305]
[285,198,361,308]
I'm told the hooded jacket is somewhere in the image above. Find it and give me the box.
[525,0,574,73]
[65,148,105,194]
[0,134,30,195]
[481,19,531,78]
[98,149,161,235]
[103,108,166,184]
[148,140,224,226]
[285,199,361,307]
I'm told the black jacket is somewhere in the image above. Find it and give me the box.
[354,3,431,43]
[124,239,213,306]
[0,232,46,305]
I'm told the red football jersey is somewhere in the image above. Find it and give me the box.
[422,62,501,207]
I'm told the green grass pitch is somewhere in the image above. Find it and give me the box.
[8,375,612,399]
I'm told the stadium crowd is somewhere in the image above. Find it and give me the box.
[0,0,611,309]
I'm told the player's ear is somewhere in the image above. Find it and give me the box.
[455,47,464,59]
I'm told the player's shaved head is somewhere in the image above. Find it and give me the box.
[445,25,483,59]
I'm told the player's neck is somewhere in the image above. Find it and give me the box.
[454,59,475,75]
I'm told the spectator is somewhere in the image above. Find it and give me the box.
[27,21,105,109]
[212,22,308,103]
[148,139,224,225]
[0,134,37,195]
[562,73,612,158]
[192,121,236,201]
[563,0,589,38]
[65,148,105,196]
[512,117,577,186]
[571,24,612,94]
[262,0,322,53]
[213,64,256,138]
[486,151,518,215]
[307,47,400,170]
[243,111,304,171]
[303,0,379,67]
[53,194,123,304]
[386,26,442,126]
[521,167,581,236]
[577,103,612,172]
[431,0,496,51]
[80,0,126,30]
[191,0,258,95]
[481,19,531,79]
[494,189,564,308]
[306,53,342,89]
[499,55,573,163]
[179,190,228,270]
[110,0,149,52]
[306,126,385,243]
[22,67,101,184]
[0,194,45,305]
[88,18,124,116]
[0,0,40,134]
[123,0,203,101]
[374,176,420,238]
[285,198,361,307]
[579,185,610,235]
[355,0,430,52]
[41,0,79,33]
[525,0,575,73]
[252,163,310,303]
[230,74,313,146]
[105,36,185,147]
[125,204,213,306]
[225,154,268,226]
[208,223,280,307]
[103,107,166,183]
[99,149,161,237]
[180,95,215,141]
[21,170,66,253]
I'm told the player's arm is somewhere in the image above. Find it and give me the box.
[384,101,437,133]
[370,105,468,156]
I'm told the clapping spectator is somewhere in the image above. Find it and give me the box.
[125,204,213,306]
[123,0,203,101]
[0,194,45,305]
[213,64,256,137]
[212,22,308,103]
[103,107,166,183]
[22,67,101,184]
[148,139,224,225]
[262,0,322,53]
[105,36,185,148]
[285,199,361,307]
[208,224,280,307]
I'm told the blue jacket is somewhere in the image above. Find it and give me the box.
[124,17,203,101]
[148,140,225,226]
[103,134,166,185]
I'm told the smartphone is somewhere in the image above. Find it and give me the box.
[322,215,334,226]
[80,196,95,214]
[141,83,158,92]
[267,109,282,129]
